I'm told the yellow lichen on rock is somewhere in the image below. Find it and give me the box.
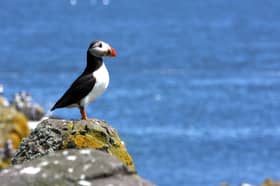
[0,105,29,169]
[0,106,29,149]
[61,119,136,171]
[109,144,136,171]
[0,159,11,170]
[12,119,136,172]
[262,178,280,186]
[0,97,3,106]
[68,134,105,149]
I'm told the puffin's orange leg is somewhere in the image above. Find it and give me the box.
[79,106,87,120]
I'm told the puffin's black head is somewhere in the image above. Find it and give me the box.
[88,40,117,58]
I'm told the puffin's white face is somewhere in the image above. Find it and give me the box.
[88,41,117,58]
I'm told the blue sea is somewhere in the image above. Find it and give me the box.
[1,0,280,185]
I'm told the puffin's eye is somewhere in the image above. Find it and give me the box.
[99,43,102,48]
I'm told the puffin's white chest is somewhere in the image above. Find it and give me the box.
[80,63,109,106]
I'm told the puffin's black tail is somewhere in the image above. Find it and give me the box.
[51,100,62,111]
[50,105,56,111]
[50,101,63,111]
[50,94,73,111]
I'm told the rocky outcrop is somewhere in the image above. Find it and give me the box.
[0,87,45,169]
[0,149,155,186]
[221,179,280,186]
[0,96,9,107]
[261,179,280,186]
[0,105,30,169]
[0,85,9,107]
[0,106,30,149]
[12,119,135,171]
[11,91,45,121]
[0,87,45,121]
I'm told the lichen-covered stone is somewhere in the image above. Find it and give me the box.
[261,179,280,186]
[0,97,3,106]
[0,149,155,186]
[0,96,9,107]
[12,119,136,171]
[0,106,29,149]
[0,105,29,170]
[223,179,280,186]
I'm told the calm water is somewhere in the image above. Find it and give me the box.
[1,0,280,185]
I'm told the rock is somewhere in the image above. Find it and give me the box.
[0,105,30,169]
[0,84,9,107]
[0,149,155,186]
[0,141,14,170]
[222,179,280,186]
[0,96,9,107]
[12,119,136,171]
[11,91,45,121]
[0,106,30,149]
[261,179,280,186]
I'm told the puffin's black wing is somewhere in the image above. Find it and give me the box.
[51,74,96,110]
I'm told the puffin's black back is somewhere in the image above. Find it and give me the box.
[51,50,103,110]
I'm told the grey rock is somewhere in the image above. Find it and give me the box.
[0,149,155,186]
[12,91,45,121]
[12,121,64,164]
[12,119,136,171]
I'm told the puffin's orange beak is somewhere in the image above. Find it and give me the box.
[110,47,117,57]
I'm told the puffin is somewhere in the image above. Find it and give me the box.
[51,40,117,120]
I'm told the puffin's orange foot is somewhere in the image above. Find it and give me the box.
[79,107,97,120]
[80,107,88,120]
